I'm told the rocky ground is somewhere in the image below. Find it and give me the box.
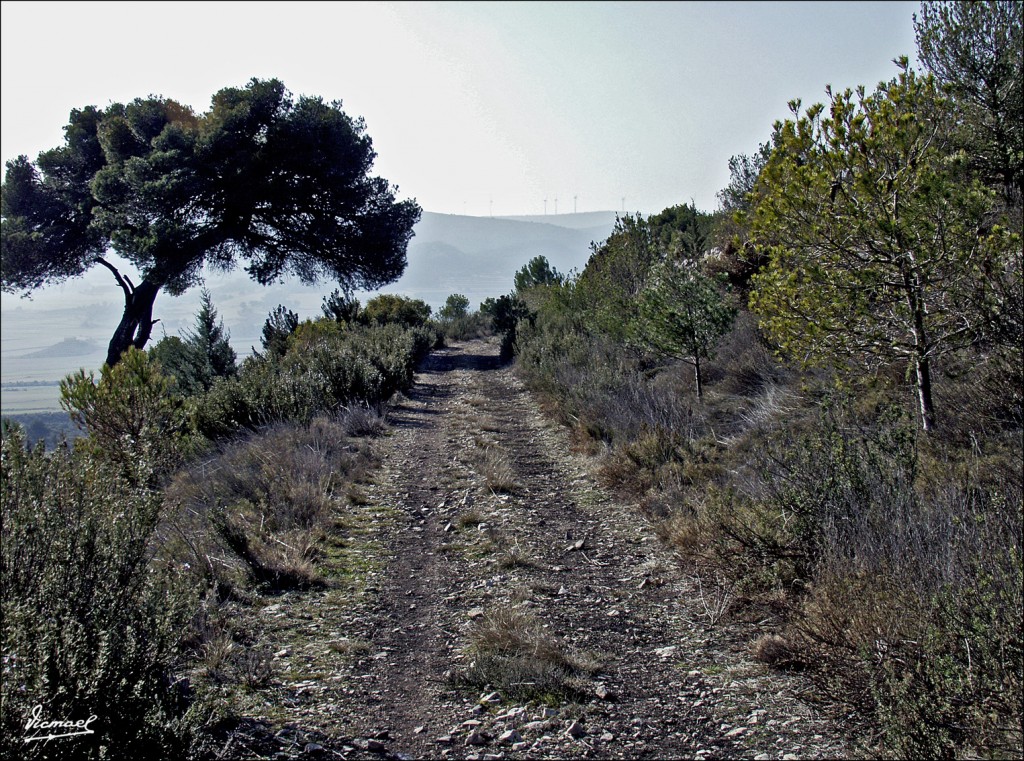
[209,338,873,760]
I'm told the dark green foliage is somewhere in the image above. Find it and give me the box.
[573,213,657,341]
[260,304,299,358]
[914,0,1024,204]
[513,255,562,293]
[59,347,196,484]
[716,143,772,215]
[1,78,421,365]
[150,289,236,395]
[632,263,737,400]
[438,293,470,321]
[645,202,716,261]
[186,289,237,380]
[321,287,361,324]
[361,293,432,328]
[150,335,209,397]
[481,294,531,358]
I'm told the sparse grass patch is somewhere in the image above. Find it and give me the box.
[328,637,374,655]
[161,411,377,595]
[496,542,538,570]
[457,508,487,528]
[457,605,601,702]
[474,441,518,493]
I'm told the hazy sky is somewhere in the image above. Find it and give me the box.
[2,1,921,217]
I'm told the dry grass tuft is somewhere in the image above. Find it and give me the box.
[458,605,600,701]
[474,441,518,493]
[751,633,803,669]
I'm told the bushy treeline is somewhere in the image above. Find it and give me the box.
[505,3,1022,755]
[1,294,438,758]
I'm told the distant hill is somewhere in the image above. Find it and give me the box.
[397,212,616,307]
[495,211,620,230]
[21,337,101,359]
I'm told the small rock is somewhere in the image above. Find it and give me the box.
[595,683,613,700]
[463,719,483,727]
[725,726,747,737]
[303,743,324,755]
[511,741,528,751]
[568,539,585,551]
[435,736,453,744]
[754,754,772,760]
[483,755,502,761]
[366,738,387,752]
[600,732,615,742]
[521,721,546,733]
[541,707,559,718]
[443,522,454,532]
[481,690,502,704]
[498,729,522,745]
[413,726,425,734]
[783,755,801,761]
[557,585,568,595]
[468,607,485,619]
[465,729,487,746]
[470,704,485,715]
[495,706,525,721]
[654,646,678,658]
[566,721,587,739]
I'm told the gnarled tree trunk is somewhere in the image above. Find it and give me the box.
[96,258,161,367]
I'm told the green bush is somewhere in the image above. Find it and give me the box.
[361,293,432,328]
[59,347,196,482]
[1,424,199,759]
[194,321,433,438]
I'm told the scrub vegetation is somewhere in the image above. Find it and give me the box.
[497,3,1022,755]
[1,2,1020,758]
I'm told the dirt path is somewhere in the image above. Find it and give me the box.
[220,338,865,760]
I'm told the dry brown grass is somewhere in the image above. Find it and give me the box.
[473,440,518,493]
[160,412,378,597]
[459,605,601,702]
[750,633,804,669]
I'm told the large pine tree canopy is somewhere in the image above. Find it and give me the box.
[1,78,421,365]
